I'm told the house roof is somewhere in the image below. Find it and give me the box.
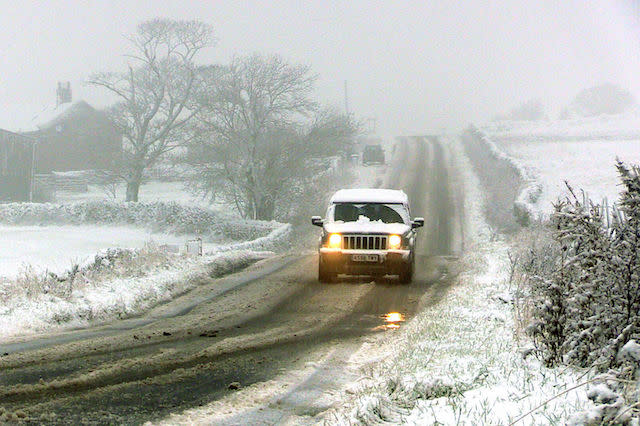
[30,101,96,130]
[0,100,95,133]
[0,127,35,145]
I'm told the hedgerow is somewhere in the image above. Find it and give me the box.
[512,161,640,424]
[0,200,280,241]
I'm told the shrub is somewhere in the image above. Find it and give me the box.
[0,200,281,241]
[518,162,640,370]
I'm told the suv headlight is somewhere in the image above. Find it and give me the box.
[388,234,402,249]
[328,233,342,248]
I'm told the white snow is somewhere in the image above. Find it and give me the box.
[55,181,221,209]
[0,250,272,341]
[448,135,492,242]
[206,222,292,255]
[0,200,292,340]
[0,224,188,279]
[330,188,408,204]
[483,112,640,141]
[478,115,640,216]
[617,340,640,363]
[494,138,640,215]
[587,384,620,404]
[0,220,290,341]
[471,130,543,217]
[324,221,410,236]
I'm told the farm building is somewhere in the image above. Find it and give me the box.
[0,83,122,202]
[22,82,122,173]
[0,129,35,202]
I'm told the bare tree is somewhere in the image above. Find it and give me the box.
[88,19,213,201]
[192,55,315,219]
[95,169,119,200]
[189,55,357,220]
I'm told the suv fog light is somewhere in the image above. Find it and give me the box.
[388,234,402,249]
[328,233,342,248]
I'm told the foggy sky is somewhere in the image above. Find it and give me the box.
[1,0,638,136]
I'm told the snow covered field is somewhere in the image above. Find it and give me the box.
[495,138,640,215]
[0,225,188,279]
[482,112,640,141]
[0,222,291,341]
[55,181,219,209]
[480,114,640,216]
[0,249,275,341]
[0,198,292,341]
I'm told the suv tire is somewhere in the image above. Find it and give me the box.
[318,259,337,283]
[398,262,413,284]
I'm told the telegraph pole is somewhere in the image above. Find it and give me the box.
[29,140,37,202]
[344,80,350,116]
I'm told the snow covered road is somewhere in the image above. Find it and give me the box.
[0,137,465,424]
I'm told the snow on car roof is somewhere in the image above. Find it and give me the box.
[330,188,409,204]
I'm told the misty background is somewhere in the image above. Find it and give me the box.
[1,0,640,136]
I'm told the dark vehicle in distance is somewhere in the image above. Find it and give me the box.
[362,144,385,166]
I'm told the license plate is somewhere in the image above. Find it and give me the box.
[351,254,379,262]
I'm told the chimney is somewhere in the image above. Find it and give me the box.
[56,81,72,106]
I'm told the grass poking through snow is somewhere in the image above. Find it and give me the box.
[329,241,593,424]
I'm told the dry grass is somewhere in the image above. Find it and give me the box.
[0,243,181,303]
[507,221,560,342]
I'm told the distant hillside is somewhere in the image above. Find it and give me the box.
[561,83,637,119]
[492,99,546,122]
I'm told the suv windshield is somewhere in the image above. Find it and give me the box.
[331,203,408,224]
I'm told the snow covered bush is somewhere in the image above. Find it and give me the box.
[513,162,640,423]
[520,163,640,370]
[0,200,280,241]
[0,246,271,339]
[1,244,175,303]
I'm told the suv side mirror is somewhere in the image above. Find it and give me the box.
[412,217,425,228]
[311,216,324,227]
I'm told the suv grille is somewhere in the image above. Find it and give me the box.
[342,235,387,250]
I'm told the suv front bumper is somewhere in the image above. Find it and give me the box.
[319,248,411,276]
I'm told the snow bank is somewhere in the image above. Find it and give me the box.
[483,112,640,141]
[0,200,280,241]
[490,138,640,216]
[462,127,542,228]
[0,249,271,341]
[471,128,543,221]
[0,201,292,340]
[206,222,292,254]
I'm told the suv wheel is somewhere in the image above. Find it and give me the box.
[318,259,337,283]
[398,262,414,284]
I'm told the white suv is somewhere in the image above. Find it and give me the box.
[311,188,424,283]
